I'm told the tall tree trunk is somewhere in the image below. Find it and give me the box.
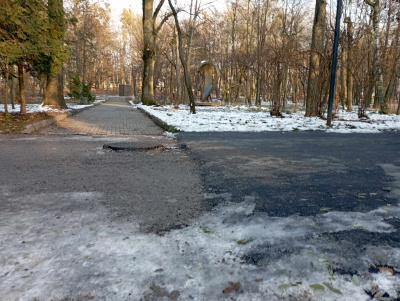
[9,72,15,109]
[168,0,196,113]
[57,68,67,107]
[173,28,181,105]
[292,70,299,112]
[142,0,157,105]
[339,46,347,108]
[44,71,67,109]
[345,17,354,111]
[305,0,326,117]
[282,68,288,109]
[18,62,26,114]
[44,0,67,108]
[141,0,168,105]
[230,0,237,98]
[365,27,374,108]
[385,10,400,110]
[397,93,400,115]
[365,0,387,113]
[246,70,252,106]
[271,63,282,116]
[382,0,392,77]
[4,65,9,114]
[45,75,58,106]
[186,0,199,77]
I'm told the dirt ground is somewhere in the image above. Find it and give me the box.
[0,112,53,133]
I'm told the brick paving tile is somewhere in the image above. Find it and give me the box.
[40,97,164,136]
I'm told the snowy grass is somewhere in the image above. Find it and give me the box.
[0,98,106,114]
[137,104,400,133]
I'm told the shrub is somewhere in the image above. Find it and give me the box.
[67,75,95,102]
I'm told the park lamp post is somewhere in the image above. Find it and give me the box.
[327,0,343,127]
[132,63,138,97]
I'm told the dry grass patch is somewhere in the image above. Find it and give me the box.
[0,112,54,133]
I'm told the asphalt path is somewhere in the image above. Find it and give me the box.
[0,135,203,233]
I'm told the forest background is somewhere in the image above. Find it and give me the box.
[1,0,400,119]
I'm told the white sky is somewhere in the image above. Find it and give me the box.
[109,0,141,17]
[108,0,227,24]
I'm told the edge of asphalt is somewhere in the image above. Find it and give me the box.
[127,98,179,133]
[21,101,104,134]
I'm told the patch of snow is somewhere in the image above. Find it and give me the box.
[134,104,400,133]
[0,99,106,114]
[1,188,399,300]
[164,131,177,139]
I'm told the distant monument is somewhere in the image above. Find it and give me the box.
[119,85,132,97]
[198,61,218,102]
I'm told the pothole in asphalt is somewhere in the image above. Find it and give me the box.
[103,141,164,151]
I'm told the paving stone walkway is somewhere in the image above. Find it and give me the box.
[40,97,164,136]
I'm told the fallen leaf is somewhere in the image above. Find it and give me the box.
[378,267,394,275]
[237,238,255,245]
[223,282,241,294]
[323,283,342,294]
[352,275,360,286]
[320,207,331,212]
[202,226,214,234]
[309,284,325,291]
[278,284,290,290]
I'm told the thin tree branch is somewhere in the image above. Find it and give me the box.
[153,0,166,21]
[155,12,174,33]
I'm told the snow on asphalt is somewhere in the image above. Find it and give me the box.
[1,166,399,300]
[138,104,400,133]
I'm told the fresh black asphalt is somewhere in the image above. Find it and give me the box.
[179,131,400,215]
[179,131,400,268]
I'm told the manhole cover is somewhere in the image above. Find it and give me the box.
[103,141,164,151]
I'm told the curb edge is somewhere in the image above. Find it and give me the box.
[137,107,180,133]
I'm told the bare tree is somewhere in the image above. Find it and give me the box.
[364,0,387,113]
[305,0,326,117]
[168,0,196,113]
[142,0,172,105]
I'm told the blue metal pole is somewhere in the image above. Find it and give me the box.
[327,0,343,127]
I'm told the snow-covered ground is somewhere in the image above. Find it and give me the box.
[0,97,107,114]
[138,104,400,133]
